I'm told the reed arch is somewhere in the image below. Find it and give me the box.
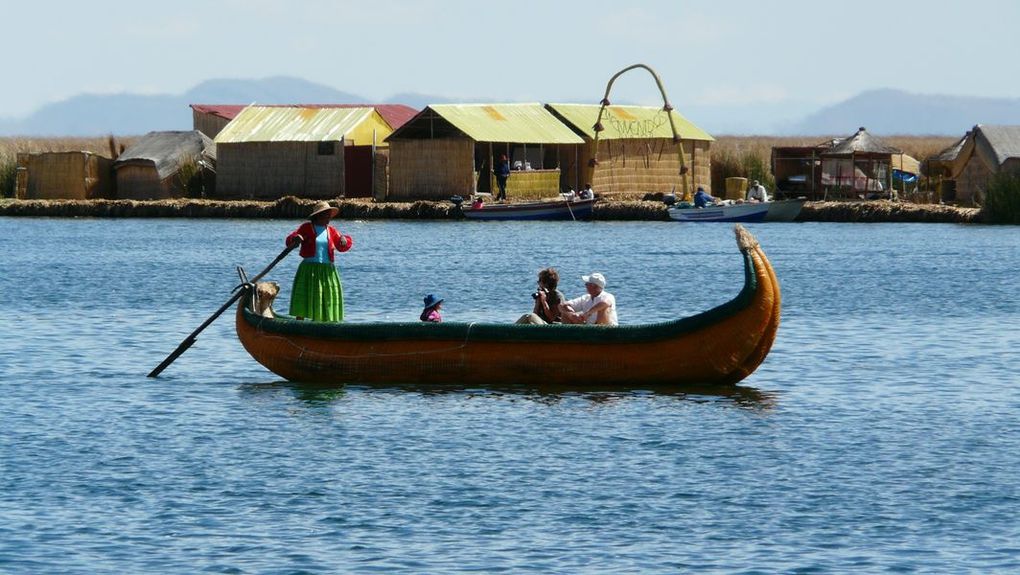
[591,63,691,200]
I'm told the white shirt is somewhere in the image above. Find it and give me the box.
[747,184,769,202]
[565,290,618,326]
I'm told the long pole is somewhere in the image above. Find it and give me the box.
[147,244,297,378]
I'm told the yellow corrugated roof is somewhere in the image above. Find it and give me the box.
[214,106,376,143]
[546,103,714,141]
[429,104,584,144]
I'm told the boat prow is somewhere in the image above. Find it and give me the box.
[236,225,781,387]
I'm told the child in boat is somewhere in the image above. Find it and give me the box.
[420,294,443,322]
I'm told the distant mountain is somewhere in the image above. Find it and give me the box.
[5,79,1018,137]
[0,76,453,136]
[786,89,1020,135]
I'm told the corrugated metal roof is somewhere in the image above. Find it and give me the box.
[426,104,584,144]
[114,130,211,179]
[213,106,375,143]
[191,104,418,130]
[546,103,713,141]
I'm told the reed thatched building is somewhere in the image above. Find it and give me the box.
[943,124,1020,205]
[545,104,714,198]
[384,103,585,201]
[15,151,113,200]
[113,131,214,200]
[773,128,917,200]
[213,106,403,199]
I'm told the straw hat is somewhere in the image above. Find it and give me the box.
[308,200,339,219]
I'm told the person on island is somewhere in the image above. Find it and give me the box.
[578,184,594,200]
[746,180,769,203]
[470,196,485,210]
[286,201,354,322]
[516,267,566,325]
[420,294,443,322]
[694,186,717,208]
[494,154,511,202]
[559,272,618,326]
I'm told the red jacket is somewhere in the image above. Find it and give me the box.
[286,222,353,262]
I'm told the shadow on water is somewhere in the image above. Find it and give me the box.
[237,380,776,410]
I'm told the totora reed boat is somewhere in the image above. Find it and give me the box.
[236,225,781,387]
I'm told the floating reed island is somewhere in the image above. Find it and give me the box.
[0,196,982,223]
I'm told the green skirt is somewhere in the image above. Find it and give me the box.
[289,261,344,322]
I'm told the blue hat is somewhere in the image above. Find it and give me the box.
[423,294,444,309]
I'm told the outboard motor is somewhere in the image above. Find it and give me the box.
[449,195,464,207]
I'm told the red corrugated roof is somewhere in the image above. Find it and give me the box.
[190,104,418,130]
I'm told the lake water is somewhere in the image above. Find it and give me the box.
[1,217,1018,573]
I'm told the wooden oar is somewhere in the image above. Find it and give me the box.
[147,243,297,378]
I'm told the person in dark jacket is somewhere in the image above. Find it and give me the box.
[494,154,511,201]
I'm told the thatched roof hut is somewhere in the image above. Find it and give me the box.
[113,131,213,200]
[948,124,1020,205]
[384,103,585,201]
[213,106,399,199]
[15,151,113,200]
[546,104,714,197]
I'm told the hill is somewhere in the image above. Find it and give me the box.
[0,77,452,136]
[786,89,1020,135]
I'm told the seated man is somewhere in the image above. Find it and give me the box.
[578,184,594,200]
[559,272,617,326]
[693,186,717,208]
[746,180,769,202]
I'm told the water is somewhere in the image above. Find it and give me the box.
[1,217,1018,573]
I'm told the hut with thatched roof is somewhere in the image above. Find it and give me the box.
[545,104,713,198]
[820,127,907,199]
[923,132,969,203]
[944,124,1020,205]
[773,127,917,200]
[384,103,585,201]
[113,131,213,200]
[15,151,113,200]
[213,106,400,199]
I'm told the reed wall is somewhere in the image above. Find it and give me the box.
[582,139,710,198]
[192,111,230,139]
[493,170,561,201]
[388,139,474,200]
[216,141,344,199]
[16,152,113,200]
[115,163,179,200]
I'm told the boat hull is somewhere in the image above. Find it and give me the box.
[668,202,769,222]
[764,199,806,222]
[236,226,780,387]
[463,198,596,221]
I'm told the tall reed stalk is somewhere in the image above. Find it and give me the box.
[983,172,1020,224]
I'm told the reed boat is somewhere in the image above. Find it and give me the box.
[462,197,596,221]
[236,225,781,387]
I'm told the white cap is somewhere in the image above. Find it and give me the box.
[582,272,606,289]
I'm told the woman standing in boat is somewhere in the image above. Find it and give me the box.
[285,201,354,321]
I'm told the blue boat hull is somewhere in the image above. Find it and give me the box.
[668,203,769,222]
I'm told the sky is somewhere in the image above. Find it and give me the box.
[4,0,1020,131]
